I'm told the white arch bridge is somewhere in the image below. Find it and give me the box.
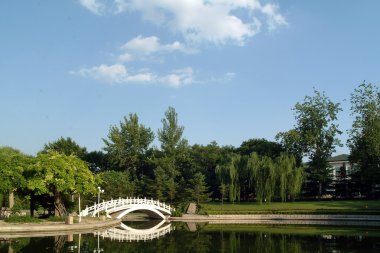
[80,197,174,219]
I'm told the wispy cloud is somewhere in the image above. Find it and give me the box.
[117,35,196,63]
[80,0,287,45]
[71,64,195,87]
[79,0,104,15]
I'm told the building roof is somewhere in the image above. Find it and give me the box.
[327,154,349,162]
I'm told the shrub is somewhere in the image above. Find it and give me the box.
[5,215,41,223]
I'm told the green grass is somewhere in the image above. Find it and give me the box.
[200,200,380,215]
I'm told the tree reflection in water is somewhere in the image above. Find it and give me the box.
[1,223,380,253]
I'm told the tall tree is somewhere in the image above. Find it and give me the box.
[188,172,210,205]
[247,153,276,204]
[157,107,187,156]
[279,89,342,198]
[41,137,87,159]
[153,107,187,203]
[215,152,241,203]
[275,153,304,202]
[348,82,380,198]
[0,147,29,208]
[103,113,154,176]
[27,152,97,216]
[99,171,135,200]
[238,138,284,160]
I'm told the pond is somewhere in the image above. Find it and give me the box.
[1,221,380,253]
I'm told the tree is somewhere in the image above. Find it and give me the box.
[157,107,187,156]
[103,113,154,176]
[247,153,276,204]
[190,142,222,200]
[153,107,188,203]
[215,152,241,203]
[276,129,303,166]
[189,172,210,205]
[26,152,97,216]
[99,171,135,200]
[348,82,380,198]
[0,147,29,208]
[275,153,304,202]
[279,89,342,198]
[238,138,284,160]
[41,137,87,159]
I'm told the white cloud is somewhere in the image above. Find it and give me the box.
[71,64,194,87]
[79,0,104,15]
[160,67,194,88]
[80,0,287,45]
[71,64,155,84]
[117,35,196,62]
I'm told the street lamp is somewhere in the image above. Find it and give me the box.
[97,186,104,217]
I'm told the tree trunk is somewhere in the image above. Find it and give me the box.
[318,182,322,199]
[8,191,14,209]
[54,190,67,217]
[30,193,35,217]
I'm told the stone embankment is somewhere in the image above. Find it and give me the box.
[0,218,121,236]
[171,214,380,226]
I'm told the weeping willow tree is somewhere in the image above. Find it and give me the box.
[215,152,241,203]
[275,153,305,202]
[248,153,276,204]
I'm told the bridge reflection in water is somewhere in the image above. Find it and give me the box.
[95,220,173,242]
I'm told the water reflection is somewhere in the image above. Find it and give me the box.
[1,222,380,253]
[96,220,172,242]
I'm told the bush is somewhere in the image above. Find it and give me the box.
[5,215,41,223]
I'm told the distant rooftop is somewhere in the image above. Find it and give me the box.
[327,154,349,162]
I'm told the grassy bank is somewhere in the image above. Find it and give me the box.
[200,200,380,215]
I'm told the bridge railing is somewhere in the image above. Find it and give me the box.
[80,197,174,217]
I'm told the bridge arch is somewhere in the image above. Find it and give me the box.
[116,206,165,219]
[80,197,173,220]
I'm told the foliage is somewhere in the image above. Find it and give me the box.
[157,106,188,156]
[188,172,210,204]
[0,147,29,195]
[348,82,380,197]
[26,152,97,216]
[238,138,284,160]
[248,153,276,203]
[40,137,87,159]
[99,170,135,199]
[103,113,154,176]
[278,89,342,198]
[5,215,41,223]
[215,152,241,203]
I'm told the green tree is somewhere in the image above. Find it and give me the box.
[41,137,87,159]
[158,107,187,156]
[0,147,29,208]
[275,153,304,202]
[189,172,210,204]
[275,129,304,166]
[247,153,276,204]
[348,82,380,197]
[238,138,284,160]
[279,89,342,198]
[99,171,135,200]
[190,142,222,200]
[215,152,241,203]
[153,107,187,203]
[27,152,96,216]
[103,113,154,176]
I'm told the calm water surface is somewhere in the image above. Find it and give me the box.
[1,221,380,253]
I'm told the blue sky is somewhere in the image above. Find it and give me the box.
[1,0,380,155]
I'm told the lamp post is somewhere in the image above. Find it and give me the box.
[97,186,104,217]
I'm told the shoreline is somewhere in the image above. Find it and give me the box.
[0,218,121,236]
